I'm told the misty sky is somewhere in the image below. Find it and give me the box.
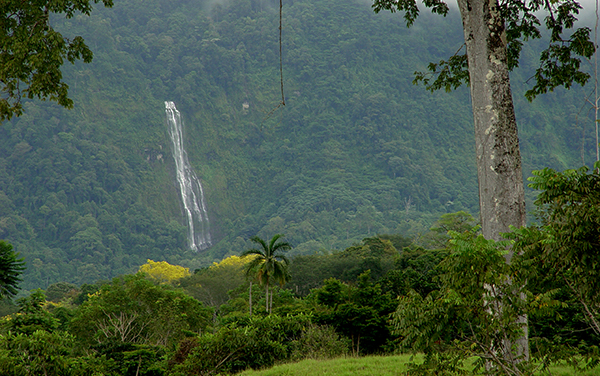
[442,0,598,26]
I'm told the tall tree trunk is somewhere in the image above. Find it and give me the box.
[457,0,528,361]
[265,284,269,313]
[457,0,526,245]
[249,281,253,316]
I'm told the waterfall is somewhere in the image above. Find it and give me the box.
[165,101,212,251]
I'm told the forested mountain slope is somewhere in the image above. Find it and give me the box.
[0,0,595,290]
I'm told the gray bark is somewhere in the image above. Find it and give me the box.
[457,0,528,362]
[457,0,526,245]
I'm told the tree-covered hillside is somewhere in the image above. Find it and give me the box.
[0,0,596,290]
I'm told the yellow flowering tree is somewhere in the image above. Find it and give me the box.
[210,255,248,269]
[138,259,190,284]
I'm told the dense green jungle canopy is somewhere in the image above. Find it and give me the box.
[0,0,596,291]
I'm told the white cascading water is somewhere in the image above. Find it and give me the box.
[165,101,212,251]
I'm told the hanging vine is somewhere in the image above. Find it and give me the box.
[262,0,285,125]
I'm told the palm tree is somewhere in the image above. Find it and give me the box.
[241,234,291,314]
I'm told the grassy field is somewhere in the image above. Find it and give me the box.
[237,354,415,376]
[236,354,599,376]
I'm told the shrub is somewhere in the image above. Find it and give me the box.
[290,324,350,361]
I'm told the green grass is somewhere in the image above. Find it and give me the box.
[236,354,415,376]
[235,354,599,376]
[545,363,599,376]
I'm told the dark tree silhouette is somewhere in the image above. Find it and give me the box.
[0,241,25,299]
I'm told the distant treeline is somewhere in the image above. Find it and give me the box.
[0,0,595,290]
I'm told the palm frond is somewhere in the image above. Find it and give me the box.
[250,236,269,252]
[274,254,290,265]
[241,248,265,258]
[241,234,292,290]
[243,256,265,278]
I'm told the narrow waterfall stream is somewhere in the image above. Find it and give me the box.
[165,101,211,251]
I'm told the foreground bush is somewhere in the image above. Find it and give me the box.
[169,314,349,375]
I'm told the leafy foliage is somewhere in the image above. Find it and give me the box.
[372,0,594,100]
[288,323,350,361]
[5,289,59,335]
[289,236,400,296]
[0,0,114,121]
[0,241,25,299]
[241,234,291,313]
[313,271,397,355]
[0,330,79,376]
[391,230,534,375]
[1,206,598,375]
[139,259,191,284]
[380,246,447,298]
[0,290,113,376]
[169,314,346,375]
[0,0,595,293]
[390,175,600,375]
[242,235,291,288]
[71,273,212,348]
[513,164,600,342]
[418,210,477,249]
[180,255,250,308]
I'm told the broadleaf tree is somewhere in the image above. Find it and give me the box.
[0,0,114,122]
[372,0,594,364]
[179,255,249,308]
[0,290,110,376]
[390,230,536,375]
[70,273,212,348]
[514,163,600,337]
[138,259,191,284]
[373,0,593,257]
